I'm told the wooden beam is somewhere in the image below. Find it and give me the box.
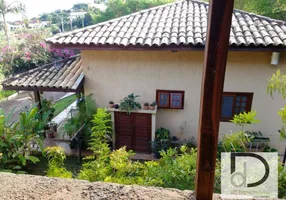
[34,90,42,112]
[195,0,234,199]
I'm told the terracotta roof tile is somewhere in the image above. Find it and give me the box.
[46,0,286,49]
[1,56,84,91]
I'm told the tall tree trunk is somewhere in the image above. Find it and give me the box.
[2,13,10,46]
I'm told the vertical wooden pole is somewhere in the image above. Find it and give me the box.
[34,90,42,112]
[195,0,234,199]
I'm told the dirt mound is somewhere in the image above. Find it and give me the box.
[0,173,222,200]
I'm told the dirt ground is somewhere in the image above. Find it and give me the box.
[0,173,224,200]
[0,91,66,122]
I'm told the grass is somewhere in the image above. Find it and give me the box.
[52,94,77,116]
[0,90,16,100]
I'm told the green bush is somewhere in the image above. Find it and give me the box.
[278,163,286,198]
[76,108,221,191]
[0,90,16,100]
[77,108,112,181]
[0,107,43,172]
[43,146,72,178]
[65,95,96,148]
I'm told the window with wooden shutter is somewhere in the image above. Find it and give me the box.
[156,90,184,109]
[221,92,253,121]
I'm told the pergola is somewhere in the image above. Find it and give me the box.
[1,56,85,111]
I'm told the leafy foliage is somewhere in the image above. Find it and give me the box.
[39,99,55,121]
[204,0,285,20]
[43,146,72,178]
[242,0,285,21]
[94,0,175,23]
[64,95,97,146]
[0,90,16,100]
[221,131,249,152]
[77,109,221,191]
[230,110,261,130]
[218,111,260,156]
[278,162,286,198]
[0,29,75,76]
[267,70,286,99]
[267,70,286,139]
[0,107,43,172]
[119,93,142,114]
[77,108,112,181]
[0,0,26,45]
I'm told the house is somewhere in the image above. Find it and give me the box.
[46,0,286,154]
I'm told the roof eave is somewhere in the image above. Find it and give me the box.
[49,43,286,52]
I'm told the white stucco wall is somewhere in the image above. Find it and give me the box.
[81,50,286,154]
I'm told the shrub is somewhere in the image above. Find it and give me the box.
[0,107,43,172]
[0,29,75,76]
[278,163,286,198]
[77,112,219,191]
[65,95,96,149]
[151,127,172,158]
[77,108,112,181]
[43,146,72,178]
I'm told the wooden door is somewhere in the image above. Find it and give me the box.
[114,112,151,153]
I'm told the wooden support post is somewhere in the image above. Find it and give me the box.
[195,0,234,199]
[34,90,42,112]
[283,146,286,166]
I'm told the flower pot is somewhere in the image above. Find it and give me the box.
[47,130,54,138]
[114,104,119,109]
[143,106,149,110]
[109,103,115,108]
[149,106,155,110]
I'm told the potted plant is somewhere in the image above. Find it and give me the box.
[143,102,149,110]
[119,93,142,114]
[114,104,119,109]
[109,101,115,108]
[149,101,156,110]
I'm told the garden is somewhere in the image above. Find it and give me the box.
[0,89,285,199]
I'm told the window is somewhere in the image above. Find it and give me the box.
[156,90,185,109]
[221,92,253,121]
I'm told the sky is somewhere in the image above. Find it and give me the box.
[6,0,94,21]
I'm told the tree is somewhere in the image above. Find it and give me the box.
[203,0,286,21]
[72,3,88,11]
[39,13,51,22]
[267,70,286,139]
[0,0,26,45]
[94,0,175,23]
[244,0,286,21]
